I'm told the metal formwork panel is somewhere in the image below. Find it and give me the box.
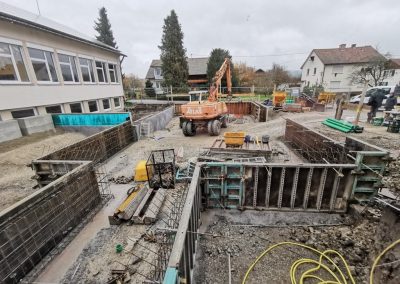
[204,163,243,208]
[203,163,354,212]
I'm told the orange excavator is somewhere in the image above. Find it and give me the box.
[180,58,231,136]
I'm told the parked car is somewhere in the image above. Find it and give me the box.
[349,86,399,105]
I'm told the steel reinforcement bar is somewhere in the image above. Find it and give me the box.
[0,162,101,283]
[163,166,201,284]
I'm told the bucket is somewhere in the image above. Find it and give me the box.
[116,244,123,253]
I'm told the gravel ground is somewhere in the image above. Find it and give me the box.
[194,206,397,284]
[0,130,87,211]
[33,108,400,283]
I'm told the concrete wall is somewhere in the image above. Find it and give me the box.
[17,115,55,136]
[133,106,174,137]
[0,120,22,143]
[0,20,124,120]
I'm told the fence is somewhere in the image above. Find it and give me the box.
[127,86,274,101]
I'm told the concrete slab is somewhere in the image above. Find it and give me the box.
[17,114,55,136]
[0,120,22,143]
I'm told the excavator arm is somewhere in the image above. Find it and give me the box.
[208,58,232,102]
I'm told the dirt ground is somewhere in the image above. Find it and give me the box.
[34,107,400,283]
[0,130,87,211]
[194,206,399,284]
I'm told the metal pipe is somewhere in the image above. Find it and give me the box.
[322,158,344,177]
[373,197,400,213]
[347,154,384,178]
[228,253,232,284]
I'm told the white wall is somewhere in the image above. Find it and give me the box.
[322,64,364,93]
[381,69,400,86]
[0,21,124,120]
[301,51,325,89]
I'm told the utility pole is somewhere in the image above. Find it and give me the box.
[354,80,369,125]
[35,0,41,15]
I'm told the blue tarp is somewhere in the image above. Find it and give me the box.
[52,113,131,126]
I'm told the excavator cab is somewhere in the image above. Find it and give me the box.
[189,90,208,102]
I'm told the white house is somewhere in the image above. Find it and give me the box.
[300,44,385,94]
[0,2,125,121]
[380,59,400,87]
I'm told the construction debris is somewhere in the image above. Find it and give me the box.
[109,175,133,184]
[383,155,400,194]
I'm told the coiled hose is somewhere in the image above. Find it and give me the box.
[242,239,400,284]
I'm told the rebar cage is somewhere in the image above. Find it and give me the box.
[146,149,176,189]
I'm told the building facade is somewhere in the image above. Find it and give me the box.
[0,2,125,121]
[145,57,209,93]
[301,44,385,94]
[380,59,400,87]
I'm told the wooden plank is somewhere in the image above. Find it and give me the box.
[131,187,154,224]
[143,188,167,224]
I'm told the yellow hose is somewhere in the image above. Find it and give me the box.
[242,239,400,284]
[242,241,355,284]
[369,238,400,283]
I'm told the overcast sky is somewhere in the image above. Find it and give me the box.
[8,0,400,77]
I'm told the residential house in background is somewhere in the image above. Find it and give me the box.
[380,59,400,86]
[300,44,385,94]
[145,57,208,93]
[0,2,125,121]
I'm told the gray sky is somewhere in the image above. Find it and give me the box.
[8,0,400,77]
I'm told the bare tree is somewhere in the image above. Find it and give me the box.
[349,56,390,87]
[122,74,144,91]
[234,62,256,87]
[267,63,291,87]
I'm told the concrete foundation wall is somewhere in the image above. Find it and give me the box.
[0,162,101,283]
[17,115,55,136]
[0,120,22,143]
[133,106,174,137]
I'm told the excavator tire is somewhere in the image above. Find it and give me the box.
[186,121,196,136]
[182,121,189,136]
[211,120,221,136]
[221,116,228,128]
[207,120,213,135]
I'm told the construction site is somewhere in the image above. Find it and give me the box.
[0,93,399,284]
[2,1,400,283]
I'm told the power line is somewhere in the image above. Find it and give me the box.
[190,52,308,58]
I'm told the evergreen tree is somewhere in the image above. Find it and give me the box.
[145,79,156,97]
[207,48,238,87]
[159,10,188,88]
[94,7,117,48]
